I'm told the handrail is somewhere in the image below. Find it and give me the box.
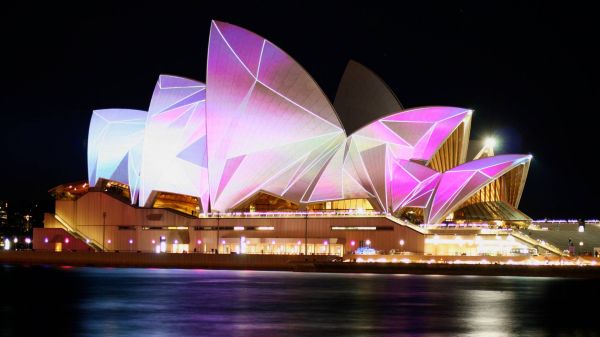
[511,231,567,257]
[54,214,104,251]
[385,215,429,235]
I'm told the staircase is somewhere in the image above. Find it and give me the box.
[53,214,104,252]
[511,230,567,257]
[385,214,429,234]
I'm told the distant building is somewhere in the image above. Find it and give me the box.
[0,201,8,228]
[35,21,538,257]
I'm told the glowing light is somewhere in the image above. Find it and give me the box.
[4,238,10,250]
[323,240,328,245]
[578,225,585,233]
[64,238,69,244]
[332,226,376,230]
[297,240,302,245]
[233,226,245,231]
[366,239,371,246]
[197,239,202,244]
[271,240,276,245]
[107,239,112,244]
[25,238,31,244]
[221,240,226,244]
[86,239,90,243]
[129,239,133,244]
[257,226,274,231]
[174,240,179,244]
[579,241,584,246]
[13,238,18,243]
[151,239,156,244]
[44,237,48,244]
[485,137,497,148]
[350,240,356,246]
[399,239,405,246]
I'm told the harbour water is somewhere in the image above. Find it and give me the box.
[1,265,597,336]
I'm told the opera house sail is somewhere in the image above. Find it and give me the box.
[38,20,535,256]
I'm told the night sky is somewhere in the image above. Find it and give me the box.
[1,2,598,218]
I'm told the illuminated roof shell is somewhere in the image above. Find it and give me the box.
[85,21,531,222]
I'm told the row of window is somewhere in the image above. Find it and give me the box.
[117,225,394,231]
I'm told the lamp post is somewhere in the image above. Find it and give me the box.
[216,212,220,254]
[102,211,107,252]
[304,212,308,257]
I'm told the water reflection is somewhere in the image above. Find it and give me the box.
[1,265,598,336]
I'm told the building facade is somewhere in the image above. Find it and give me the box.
[35,21,535,256]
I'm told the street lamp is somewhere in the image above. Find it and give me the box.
[304,212,308,257]
[216,212,220,254]
[102,211,107,252]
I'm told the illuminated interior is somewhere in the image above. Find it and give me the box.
[219,238,344,256]
[49,181,90,200]
[424,234,533,256]
[308,199,375,212]
[152,192,201,216]
[233,192,299,212]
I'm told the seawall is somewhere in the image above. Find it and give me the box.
[2,251,600,278]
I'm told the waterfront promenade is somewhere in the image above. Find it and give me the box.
[2,251,600,278]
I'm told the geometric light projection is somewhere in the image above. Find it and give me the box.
[304,107,472,211]
[426,154,532,224]
[86,20,531,223]
[139,75,209,212]
[206,20,345,211]
[389,159,441,212]
[87,109,147,203]
[352,107,472,163]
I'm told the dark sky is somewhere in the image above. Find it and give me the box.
[0,2,598,218]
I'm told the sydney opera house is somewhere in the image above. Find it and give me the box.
[33,21,542,257]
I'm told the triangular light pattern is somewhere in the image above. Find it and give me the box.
[86,21,531,223]
[139,75,209,212]
[206,20,345,211]
[87,109,147,204]
[427,154,532,224]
